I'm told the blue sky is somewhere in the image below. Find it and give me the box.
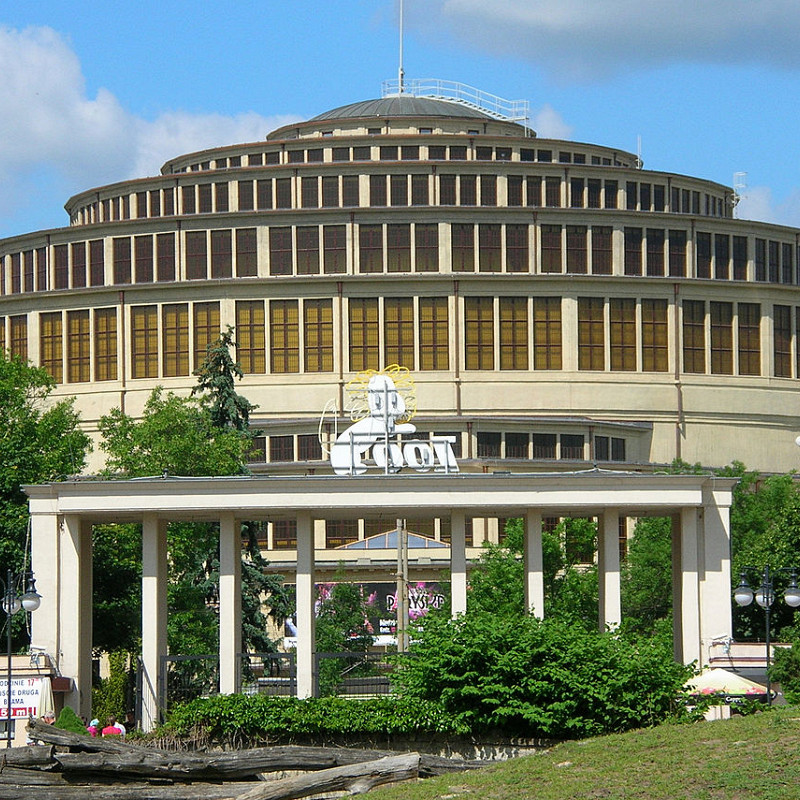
[2,0,800,239]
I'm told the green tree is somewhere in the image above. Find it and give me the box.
[192,326,256,432]
[0,354,91,648]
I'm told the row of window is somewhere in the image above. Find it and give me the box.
[68,172,731,226]
[168,142,630,175]
[250,429,625,465]
[8,296,800,383]
[4,225,797,291]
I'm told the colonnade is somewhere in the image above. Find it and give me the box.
[25,472,735,730]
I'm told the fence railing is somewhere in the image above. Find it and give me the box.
[240,652,296,697]
[316,651,396,697]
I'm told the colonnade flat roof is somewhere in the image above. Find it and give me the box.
[24,471,738,522]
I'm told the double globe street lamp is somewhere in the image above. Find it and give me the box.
[733,565,800,706]
[1,569,41,747]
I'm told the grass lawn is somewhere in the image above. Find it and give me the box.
[368,707,800,800]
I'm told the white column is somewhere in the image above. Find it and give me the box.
[29,509,60,672]
[141,515,167,732]
[295,512,315,698]
[699,486,733,666]
[524,509,544,618]
[598,509,621,631]
[59,516,93,719]
[219,513,241,695]
[450,511,467,617]
[673,508,701,665]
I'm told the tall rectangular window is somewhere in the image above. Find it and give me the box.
[540,224,562,273]
[641,298,668,372]
[369,175,387,206]
[238,180,254,211]
[236,228,257,277]
[185,231,207,280]
[256,179,272,210]
[301,176,318,208]
[774,304,792,377]
[342,175,360,207]
[464,297,494,370]
[275,178,292,208]
[411,174,429,205]
[236,300,266,374]
[755,239,767,281]
[738,302,760,376]
[156,233,175,282]
[682,300,705,374]
[322,176,339,207]
[533,297,561,369]
[451,224,474,272]
[507,175,523,206]
[570,177,584,208]
[359,224,383,273]
[439,174,456,205]
[270,300,299,373]
[415,224,438,272]
[163,187,174,216]
[94,308,117,381]
[71,242,86,288]
[182,185,196,214]
[193,302,220,370]
[499,297,528,369]
[769,240,780,282]
[610,298,636,371]
[669,230,687,277]
[578,297,605,370]
[214,183,228,213]
[646,229,665,276]
[715,234,730,280]
[384,298,415,368]
[709,301,733,374]
[624,228,642,276]
[323,225,347,274]
[387,224,411,272]
[696,232,712,278]
[349,298,379,371]
[198,184,212,213]
[390,175,408,206]
[113,238,131,284]
[134,235,153,283]
[506,224,528,273]
[131,305,158,379]
[591,227,612,275]
[478,224,501,272]
[296,227,320,275]
[66,310,90,383]
[460,175,477,205]
[566,225,587,274]
[40,312,63,382]
[210,230,232,278]
[162,303,189,377]
[10,315,27,361]
[419,297,449,370]
[89,240,104,286]
[545,176,560,207]
[269,227,292,275]
[304,299,333,372]
[36,247,47,291]
[733,236,748,281]
[55,246,69,289]
[480,174,497,206]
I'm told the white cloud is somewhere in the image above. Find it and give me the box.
[0,26,299,233]
[531,105,572,140]
[736,186,800,228]
[424,0,800,79]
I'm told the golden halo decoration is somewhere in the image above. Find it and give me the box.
[344,365,417,424]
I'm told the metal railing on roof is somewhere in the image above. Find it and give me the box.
[381,78,529,124]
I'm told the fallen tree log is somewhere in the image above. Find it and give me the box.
[0,745,56,767]
[0,782,264,800]
[233,752,421,800]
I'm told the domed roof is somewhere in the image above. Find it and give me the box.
[309,95,495,122]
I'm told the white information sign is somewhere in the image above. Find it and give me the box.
[0,677,43,719]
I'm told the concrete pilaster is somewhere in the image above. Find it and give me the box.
[219,513,241,695]
[673,508,701,666]
[524,509,544,618]
[450,511,467,617]
[598,509,621,630]
[295,513,315,698]
[141,515,167,732]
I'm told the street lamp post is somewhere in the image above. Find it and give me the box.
[733,565,800,706]
[1,570,41,747]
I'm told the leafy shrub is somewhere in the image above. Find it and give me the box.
[771,640,800,704]
[392,610,693,739]
[55,705,89,734]
[163,694,467,743]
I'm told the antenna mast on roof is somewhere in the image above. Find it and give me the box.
[398,0,405,93]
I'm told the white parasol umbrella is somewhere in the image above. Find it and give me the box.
[685,667,768,696]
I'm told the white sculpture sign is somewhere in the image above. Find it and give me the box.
[328,367,459,476]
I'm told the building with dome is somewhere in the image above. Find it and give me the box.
[2,81,800,567]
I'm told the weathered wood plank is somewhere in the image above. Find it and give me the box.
[233,753,420,800]
[0,745,56,767]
